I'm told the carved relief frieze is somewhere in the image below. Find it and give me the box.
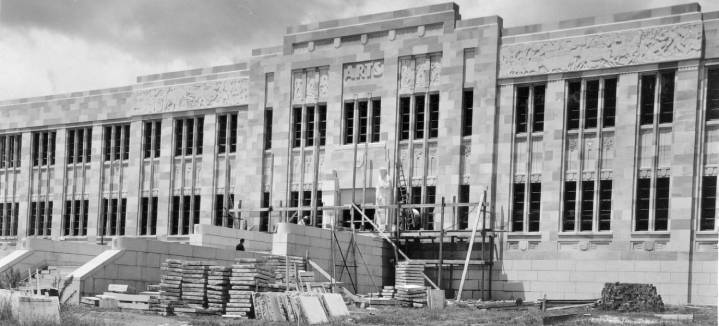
[530,173,542,183]
[399,58,415,94]
[600,170,613,180]
[318,68,329,102]
[638,169,652,178]
[292,71,305,104]
[656,167,671,178]
[499,22,702,78]
[133,78,249,114]
[704,166,718,176]
[415,56,430,90]
[430,55,442,87]
[514,174,526,183]
[305,70,319,104]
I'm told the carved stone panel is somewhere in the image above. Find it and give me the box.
[318,68,329,102]
[292,71,306,105]
[305,70,319,104]
[499,22,702,78]
[133,78,248,114]
[399,58,415,95]
[414,56,430,91]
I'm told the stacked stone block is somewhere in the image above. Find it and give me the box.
[394,261,427,307]
[174,261,211,315]
[156,259,183,315]
[206,265,231,313]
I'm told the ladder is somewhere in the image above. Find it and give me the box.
[396,161,410,230]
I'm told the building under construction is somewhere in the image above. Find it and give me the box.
[0,2,716,305]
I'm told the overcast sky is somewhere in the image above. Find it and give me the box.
[1,0,717,101]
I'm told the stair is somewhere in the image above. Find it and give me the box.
[17,265,79,294]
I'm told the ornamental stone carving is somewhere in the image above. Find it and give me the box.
[343,60,384,86]
[499,22,702,78]
[133,78,248,114]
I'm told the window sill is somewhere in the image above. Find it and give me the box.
[507,232,542,240]
[557,232,613,240]
[142,157,160,162]
[337,142,385,149]
[59,236,88,241]
[705,120,719,127]
[630,231,670,238]
[695,231,718,239]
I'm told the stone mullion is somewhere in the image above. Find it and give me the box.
[118,125,127,236]
[298,105,307,220]
[575,80,587,232]
[593,79,606,232]
[523,86,534,232]
[648,74,662,231]
[350,98,359,228]
[310,104,321,226]
[508,86,518,232]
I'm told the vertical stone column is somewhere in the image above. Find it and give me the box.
[611,72,639,245]
[123,120,143,236]
[15,132,33,239]
[494,84,515,231]
[86,123,104,242]
[155,117,174,240]
[469,24,501,229]
[51,129,67,240]
[199,113,216,227]
[539,79,565,243]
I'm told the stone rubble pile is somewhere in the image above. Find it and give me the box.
[600,282,664,312]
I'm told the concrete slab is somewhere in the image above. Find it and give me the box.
[298,295,329,324]
[321,293,349,317]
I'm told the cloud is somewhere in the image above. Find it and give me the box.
[1,0,717,100]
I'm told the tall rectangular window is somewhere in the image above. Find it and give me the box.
[585,80,599,129]
[532,85,545,132]
[214,193,235,228]
[580,181,594,231]
[217,113,238,154]
[659,71,675,124]
[305,106,315,146]
[528,183,541,232]
[260,192,270,232]
[428,93,439,138]
[264,109,273,150]
[603,78,617,127]
[67,127,91,164]
[344,100,380,145]
[143,121,161,159]
[654,177,670,231]
[567,81,582,130]
[140,197,158,236]
[0,203,19,237]
[562,181,577,231]
[635,178,651,231]
[640,75,656,125]
[343,102,354,145]
[399,97,411,140]
[174,117,204,156]
[511,183,525,232]
[31,131,56,166]
[319,105,327,146]
[707,68,719,121]
[640,71,675,125]
[0,135,22,168]
[292,107,302,148]
[458,184,470,230]
[701,176,717,230]
[103,124,130,161]
[516,87,529,133]
[170,195,200,235]
[598,180,612,231]
[101,198,126,236]
[371,100,381,143]
[516,84,545,133]
[357,101,368,143]
[414,95,425,139]
[461,89,473,137]
[28,201,52,236]
[62,199,88,236]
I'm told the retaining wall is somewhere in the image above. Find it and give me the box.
[190,224,273,252]
[0,238,103,275]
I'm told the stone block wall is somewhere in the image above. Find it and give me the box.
[190,224,273,253]
[271,223,392,294]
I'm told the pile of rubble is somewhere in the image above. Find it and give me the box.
[600,282,664,312]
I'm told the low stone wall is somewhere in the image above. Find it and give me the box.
[0,238,103,275]
[190,224,273,253]
[64,237,265,304]
[491,252,718,305]
[271,223,393,294]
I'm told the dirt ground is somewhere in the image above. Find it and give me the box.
[53,303,718,326]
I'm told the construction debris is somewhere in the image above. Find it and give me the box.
[394,261,427,307]
[600,283,664,312]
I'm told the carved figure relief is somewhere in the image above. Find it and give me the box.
[133,78,248,114]
[430,55,442,87]
[499,22,702,78]
[399,59,415,94]
[318,69,329,101]
[292,71,305,104]
[414,56,430,90]
[305,70,319,104]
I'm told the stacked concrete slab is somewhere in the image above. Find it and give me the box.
[395,261,427,307]
[206,265,231,312]
[156,259,183,315]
